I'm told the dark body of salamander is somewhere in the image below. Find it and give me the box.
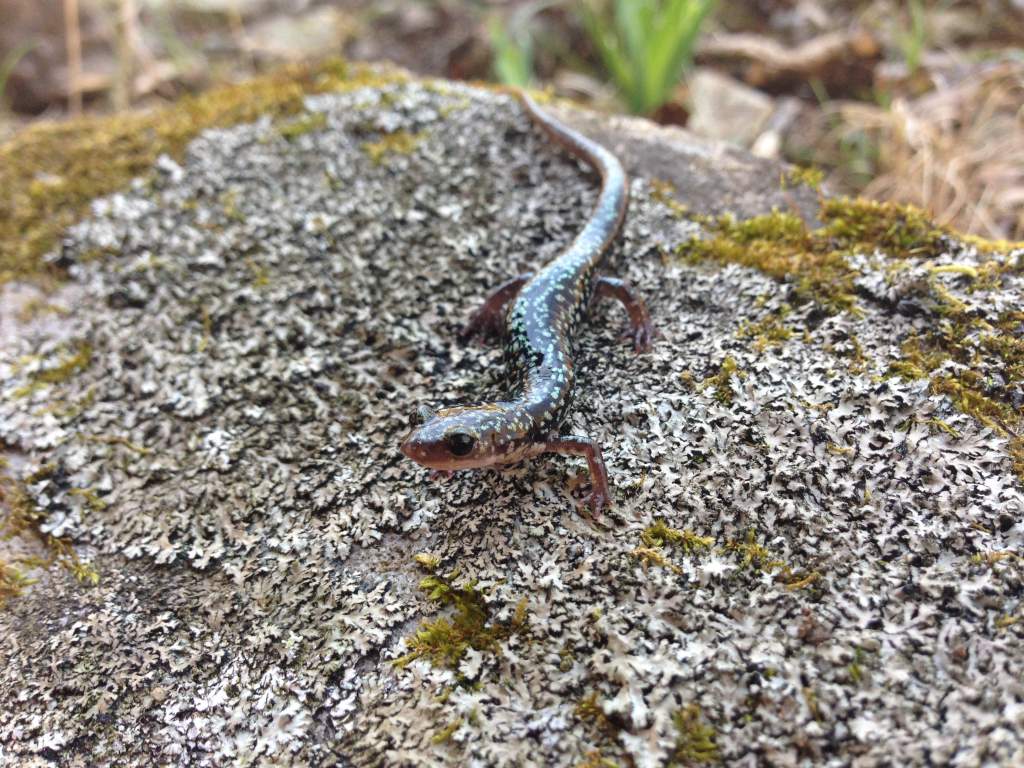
[400,91,651,514]
[502,95,629,432]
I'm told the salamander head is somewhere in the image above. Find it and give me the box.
[401,403,525,471]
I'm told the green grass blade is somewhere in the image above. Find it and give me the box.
[583,2,635,106]
[489,16,533,87]
[581,0,716,114]
[615,0,654,111]
[0,39,39,112]
[666,0,715,82]
[645,0,715,111]
[643,0,689,109]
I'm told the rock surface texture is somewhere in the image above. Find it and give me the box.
[1,82,1023,767]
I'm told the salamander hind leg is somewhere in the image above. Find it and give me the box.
[591,276,654,352]
[459,273,533,344]
[542,435,611,516]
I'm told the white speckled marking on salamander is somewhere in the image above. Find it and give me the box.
[401,90,653,515]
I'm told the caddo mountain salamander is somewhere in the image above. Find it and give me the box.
[401,91,652,515]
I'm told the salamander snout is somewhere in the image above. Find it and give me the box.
[401,405,515,471]
[399,430,443,466]
[400,422,479,470]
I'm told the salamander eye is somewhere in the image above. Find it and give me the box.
[446,432,475,456]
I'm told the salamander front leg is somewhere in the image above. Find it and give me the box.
[459,273,534,344]
[591,276,653,352]
[541,435,611,515]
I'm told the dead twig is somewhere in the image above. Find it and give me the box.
[63,0,82,115]
[697,29,880,92]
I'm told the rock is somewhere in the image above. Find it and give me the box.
[686,68,775,148]
[750,96,803,159]
[243,6,354,62]
[1,79,1022,767]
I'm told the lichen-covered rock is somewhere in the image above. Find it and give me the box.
[1,81,1022,767]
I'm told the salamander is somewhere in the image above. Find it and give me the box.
[400,90,652,514]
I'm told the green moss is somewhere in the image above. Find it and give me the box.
[431,718,463,744]
[574,697,626,768]
[783,571,821,590]
[414,552,441,571]
[674,195,984,313]
[847,648,866,685]
[818,197,945,258]
[919,417,960,439]
[362,130,423,165]
[737,305,794,352]
[725,530,785,573]
[970,550,1019,567]
[669,704,719,765]
[0,559,38,608]
[34,385,97,422]
[678,208,857,313]
[828,331,868,374]
[826,442,854,457]
[960,233,1024,255]
[277,111,327,140]
[995,614,1020,630]
[721,530,821,590]
[578,751,620,768]
[68,487,108,512]
[649,178,691,218]
[558,644,575,672]
[641,519,713,554]
[702,356,743,406]
[393,566,528,672]
[889,307,1024,479]
[77,432,152,455]
[21,462,55,483]
[675,195,1024,482]
[803,687,822,721]
[629,546,681,573]
[248,260,271,288]
[0,57,405,285]
[12,342,92,397]
[782,165,825,191]
[1,469,99,608]
[15,298,71,324]
[575,692,618,737]
[219,190,245,223]
[619,469,650,498]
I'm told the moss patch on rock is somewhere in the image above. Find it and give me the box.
[702,355,744,405]
[673,193,1024,480]
[890,307,1024,478]
[676,197,955,313]
[0,467,98,608]
[669,704,719,766]
[11,341,92,397]
[362,129,424,165]
[641,519,713,554]
[0,57,402,285]
[394,566,529,673]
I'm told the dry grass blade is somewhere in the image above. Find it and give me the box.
[835,60,1024,240]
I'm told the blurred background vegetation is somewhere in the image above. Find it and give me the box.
[1,0,1022,240]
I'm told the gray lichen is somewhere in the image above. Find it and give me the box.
[0,81,1022,767]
